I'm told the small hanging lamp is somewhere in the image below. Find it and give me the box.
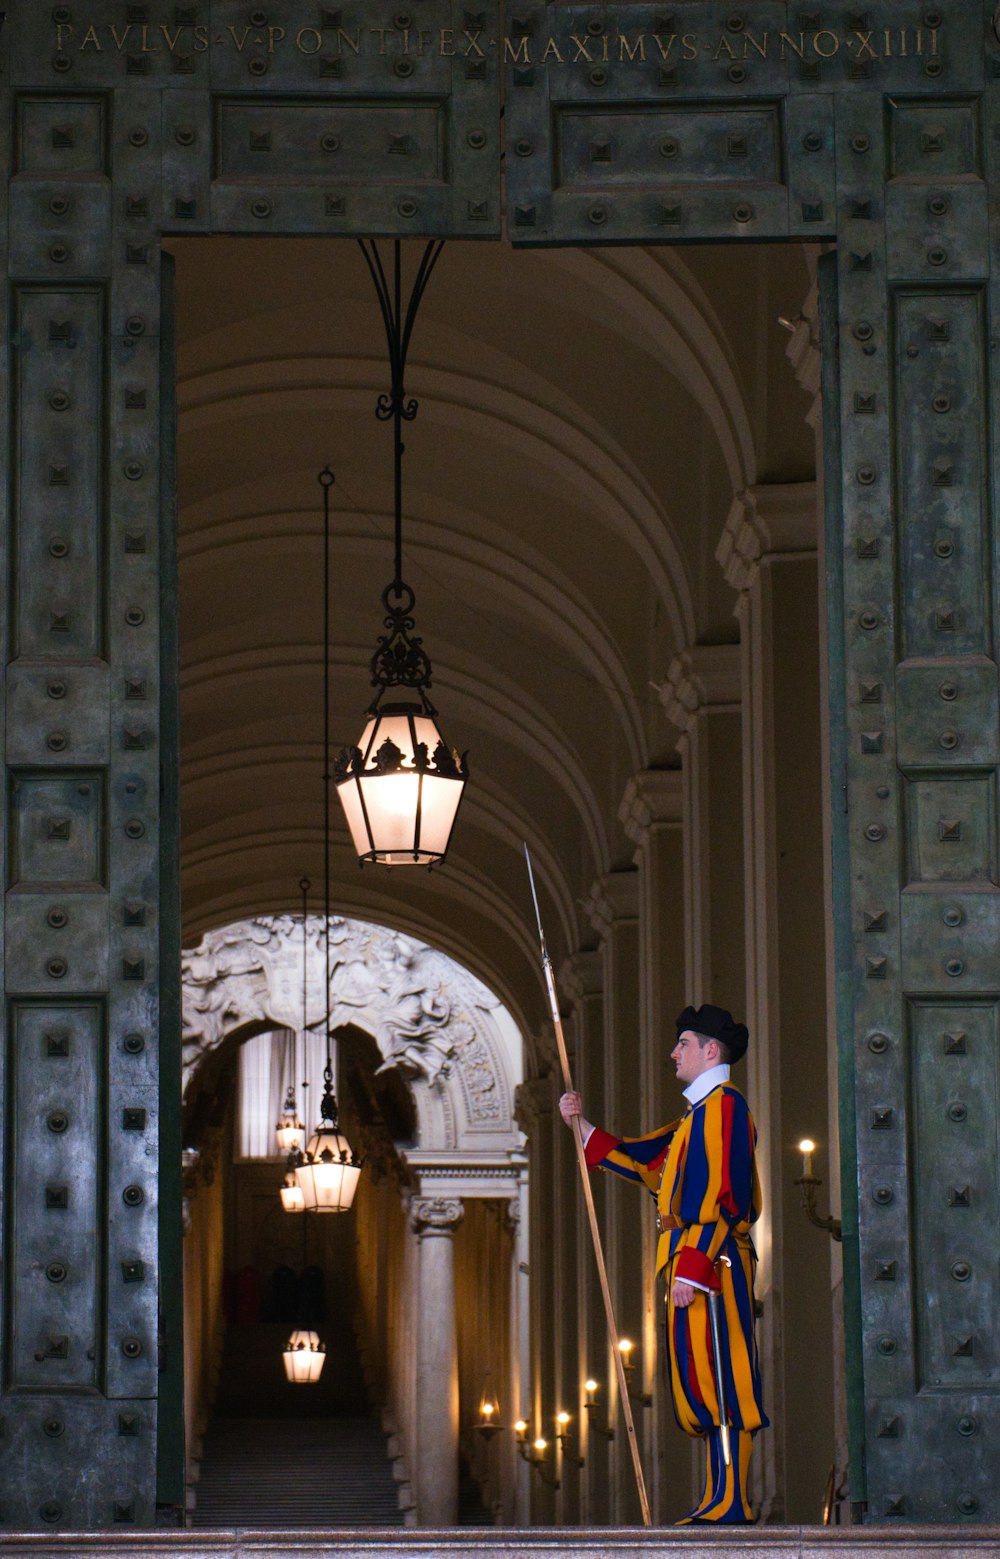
[333,240,468,866]
[292,615,362,1213]
[275,1081,303,1156]
[279,1170,305,1214]
[282,1329,326,1385]
[293,1092,361,1213]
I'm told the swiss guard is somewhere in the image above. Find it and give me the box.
[559,1003,768,1525]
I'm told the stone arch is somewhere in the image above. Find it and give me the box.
[181,912,524,1158]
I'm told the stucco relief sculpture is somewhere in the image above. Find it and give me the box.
[181,914,506,1123]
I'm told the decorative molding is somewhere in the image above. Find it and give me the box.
[716,482,819,595]
[513,1075,553,1133]
[618,768,683,847]
[558,948,603,1007]
[410,1196,464,1238]
[583,869,639,940]
[181,914,507,1127]
[659,644,741,733]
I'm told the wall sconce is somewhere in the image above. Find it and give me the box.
[476,1390,502,1441]
[796,1138,842,1242]
[513,1423,559,1486]
[583,1379,614,1441]
[528,1437,559,1490]
[617,1337,652,1407]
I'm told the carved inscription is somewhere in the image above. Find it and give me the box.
[51,19,940,66]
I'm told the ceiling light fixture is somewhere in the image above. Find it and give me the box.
[334,239,468,866]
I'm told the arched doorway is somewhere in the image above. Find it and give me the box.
[180,912,527,1525]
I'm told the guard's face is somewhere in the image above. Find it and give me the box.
[671,1028,713,1085]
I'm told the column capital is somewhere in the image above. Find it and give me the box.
[410,1196,464,1238]
[659,644,741,734]
[618,767,683,847]
[558,948,603,1006]
[514,1075,553,1132]
[584,868,639,940]
[716,482,818,595]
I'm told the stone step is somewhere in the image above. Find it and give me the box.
[0,1527,998,1556]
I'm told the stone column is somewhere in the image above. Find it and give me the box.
[618,769,688,1524]
[716,480,834,1523]
[559,950,606,1524]
[410,1196,464,1526]
[583,870,642,1526]
[661,646,745,1015]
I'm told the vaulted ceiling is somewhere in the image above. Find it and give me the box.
[169,235,816,1048]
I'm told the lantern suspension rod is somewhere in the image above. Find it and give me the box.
[318,466,335,1097]
[299,875,310,1079]
[357,238,445,593]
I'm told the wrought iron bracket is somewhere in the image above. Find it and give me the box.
[795,1174,843,1242]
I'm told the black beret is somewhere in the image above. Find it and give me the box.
[676,1003,749,1065]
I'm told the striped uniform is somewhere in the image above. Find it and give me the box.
[585,1083,767,1523]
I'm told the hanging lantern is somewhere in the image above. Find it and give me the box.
[275,1081,304,1154]
[293,1078,361,1213]
[282,1329,326,1384]
[332,240,468,867]
[279,1170,305,1214]
[335,599,468,865]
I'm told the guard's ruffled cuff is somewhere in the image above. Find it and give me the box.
[674,1246,721,1292]
[584,1127,620,1169]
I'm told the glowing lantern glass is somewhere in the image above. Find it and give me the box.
[282,1330,326,1384]
[336,681,467,866]
[279,1171,305,1213]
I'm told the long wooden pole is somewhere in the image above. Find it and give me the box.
[524,845,652,1528]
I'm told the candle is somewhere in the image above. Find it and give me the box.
[799,1138,816,1179]
[514,1418,528,1441]
[584,1378,598,1405]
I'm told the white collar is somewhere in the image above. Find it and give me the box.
[683,1062,731,1108]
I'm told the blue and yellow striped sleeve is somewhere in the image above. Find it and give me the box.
[584,1120,681,1193]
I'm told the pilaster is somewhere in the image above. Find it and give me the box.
[558,951,608,1525]
[617,770,687,1524]
[514,1077,557,1524]
[660,646,745,1016]
[715,480,834,1523]
[583,872,642,1525]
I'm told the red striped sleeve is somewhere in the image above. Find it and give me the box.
[674,1246,721,1291]
[584,1127,620,1169]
